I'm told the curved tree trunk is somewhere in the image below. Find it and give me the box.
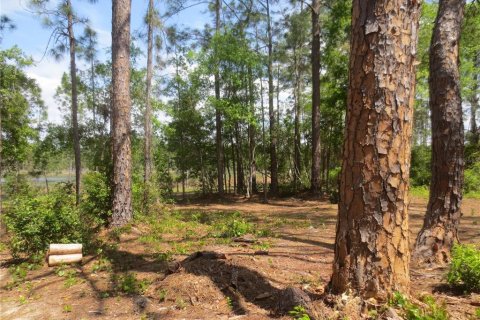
[111,0,133,227]
[330,0,420,300]
[414,0,466,264]
[66,0,81,205]
[310,0,321,195]
[143,0,154,213]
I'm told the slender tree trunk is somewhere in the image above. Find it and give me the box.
[260,76,268,203]
[232,142,236,194]
[414,0,466,264]
[330,0,421,300]
[67,0,81,205]
[235,123,245,194]
[214,0,224,196]
[310,0,321,195]
[143,0,154,213]
[111,0,133,227]
[293,50,302,192]
[248,66,256,197]
[266,0,278,195]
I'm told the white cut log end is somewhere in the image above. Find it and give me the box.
[49,243,82,255]
[48,254,83,266]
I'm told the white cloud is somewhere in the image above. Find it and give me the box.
[0,0,26,15]
[26,55,69,124]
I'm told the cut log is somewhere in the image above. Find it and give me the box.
[49,243,82,255]
[48,254,83,266]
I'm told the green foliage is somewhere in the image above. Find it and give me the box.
[219,218,253,238]
[7,262,40,288]
[465,163,480,195]
[55,265,79,288]
[389,292,448,320]
[410,186,430,198]
[3,183,82,257]
[288,306,310,320]
[447,244,480,292]
[113,273,150,295]
[410,145,432,187]
[0,47,44,172]
[80,171,112,229]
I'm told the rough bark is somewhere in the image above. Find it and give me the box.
[310,0,321,195]
[266,0,278,196]
[330,0,421,300]
[414,0,466,264]
[111,0,133,227]
[143,0,154,213]
[215,0,224,196]
[67,0,81,205]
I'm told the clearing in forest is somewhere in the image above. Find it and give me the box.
[1,196,480,319]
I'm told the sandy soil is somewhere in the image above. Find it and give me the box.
[1,195,479,319]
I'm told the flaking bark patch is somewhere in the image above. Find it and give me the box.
[330,0,421,300]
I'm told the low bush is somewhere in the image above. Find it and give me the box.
[389,292,448,320]
[464,162,480,195]
[3,183,82,258]
[447,244,480,292]
[113,272,150,295]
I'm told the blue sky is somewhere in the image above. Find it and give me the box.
[1,0,210,123]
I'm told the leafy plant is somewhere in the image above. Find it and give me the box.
[447,244,480,292]
[389,292,448,320]
[113,273,150,295]
[218,217,253,238]
[80,171,112,229]
[288,305,310,320]
[3,183,82,257]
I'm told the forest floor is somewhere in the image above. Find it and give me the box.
[1,195,480,319]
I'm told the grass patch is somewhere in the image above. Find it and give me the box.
[410,186,480,200]
[410,186,430,198]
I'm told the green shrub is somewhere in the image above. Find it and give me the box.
[447,244,480,292]
[288,306,310,320]
[80,171,112,229]
[389,292,448,320]
[3,183,82,257]
[464,163,480,194]
[113,272,150,295]
[219,218,253,238]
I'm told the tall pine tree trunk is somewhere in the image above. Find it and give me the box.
[310,0,321,195]
[414,0,466,264]
[143,0,154,213]
[330,0,420,299]
[215,0,224,196]
[67,0,81,205]
[266,0,278,195]
[111,0,133,227]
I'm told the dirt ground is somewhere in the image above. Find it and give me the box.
[1,196,480,319]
